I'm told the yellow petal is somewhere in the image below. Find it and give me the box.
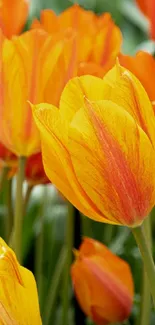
[0,238,42,325]
[32,103,115,223]
[69,99,155,226]
[103,62,155,148]
[59,75,106,124]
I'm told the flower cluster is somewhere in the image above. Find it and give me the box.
[0,1,155,324]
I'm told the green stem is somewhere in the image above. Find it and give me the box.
[14,156,26,263]
[61,202,74,325]
[103,224,115,246]
[139,217,152,325]
[132,223,155,307]
[5,178,13,242]
[35,186,47,311]
[23,184,33,215]
[43,247,66,325]
[0,165,9,191]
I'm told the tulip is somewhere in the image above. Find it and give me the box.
[71,237,134,325]
[32,62,155,227]
[119,51,155,105]
[31,4,122,77]
[136,0,155,39]
[0,237,42,324]
[0,0,29,38]
[0,28,73,156]
[25,153,49,186]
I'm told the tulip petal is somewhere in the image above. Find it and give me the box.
[119,51,155,103]
[90,13,122,68]
[69,99,155,226]
[0,0,29,38]
[103,62,155,148]
[0,238,41,324]
[59,75,106,124]
[32,103,116,223]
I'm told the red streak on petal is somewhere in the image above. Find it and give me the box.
[86,100,152,225]
[122,72,154,147]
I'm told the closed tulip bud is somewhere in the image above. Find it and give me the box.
[32,62,155,227]
[0,237,42,324]
[31,5,122,77]
[0,0,29,38]
[71,237,134,325]
[25,153,49,186]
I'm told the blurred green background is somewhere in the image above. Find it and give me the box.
[2,1,155,325]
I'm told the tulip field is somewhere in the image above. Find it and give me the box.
[1,0,155,324]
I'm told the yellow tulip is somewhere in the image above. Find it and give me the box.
[32,63,155,226]
[0,238,42,324]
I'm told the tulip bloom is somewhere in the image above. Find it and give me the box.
[119,51,155,105]
[25,153,49,185]
[31,5,122,77]
[0,28,73,156]
[0,237,42,324]
[32,62,155,227]
[0,0,29,38]
[71,237,134,325]
[136,0,155,39]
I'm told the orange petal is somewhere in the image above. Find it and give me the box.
[0,0,29,38]
[69,99,155,226]
[136,0,155,39]
[119,51,155,103]
[90,13,122,68]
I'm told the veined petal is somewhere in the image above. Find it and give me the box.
[69,99,155,226]
[32,103,116,223]
[0,238,42,324]
[102,62,155,148]
[31,9,59,34]
[90,13,122,68]
[119,51,155,103]
[0,29,71,156]
[59,75,106,124]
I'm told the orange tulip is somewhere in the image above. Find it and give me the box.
[0,237,42,324]
[136,0,155,39]
[71,237,134,325]
[0,0,29,38]
[0,28,74,156]
[119,51,155,105]
[32,62,155,227]
[31,5,122,77]
[25,153,49,185]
